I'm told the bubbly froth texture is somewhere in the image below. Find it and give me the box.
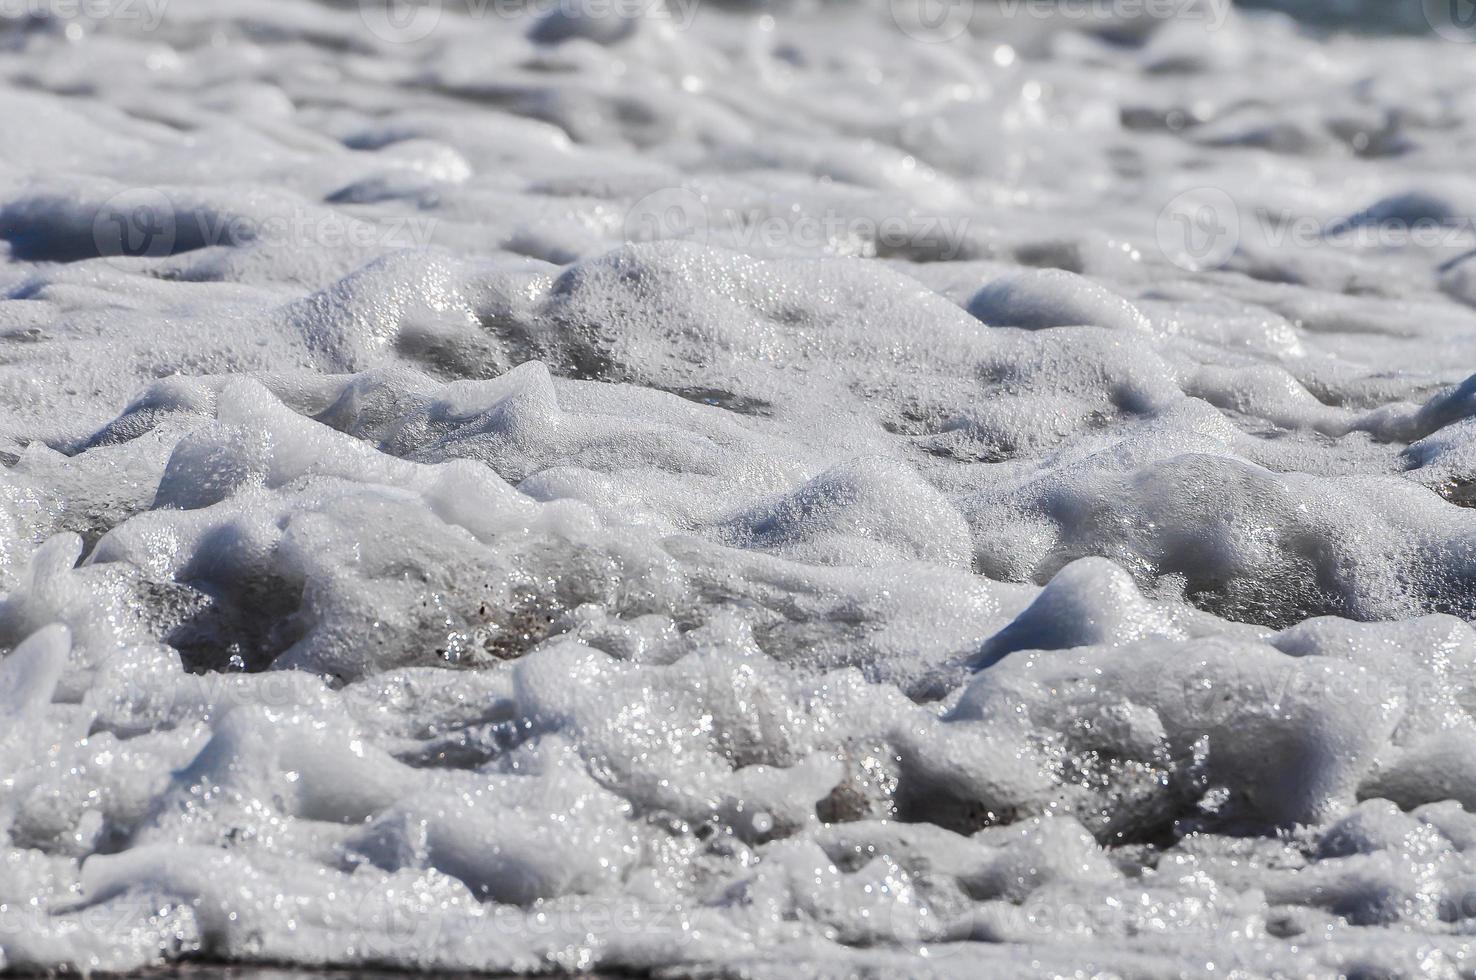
[4,0,1476,976]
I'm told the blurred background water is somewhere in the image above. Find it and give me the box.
[1235,0,1458,34]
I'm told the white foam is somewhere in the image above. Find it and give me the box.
[4,0,1476,975]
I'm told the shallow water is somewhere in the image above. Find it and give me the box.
[5,0,1476,976]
